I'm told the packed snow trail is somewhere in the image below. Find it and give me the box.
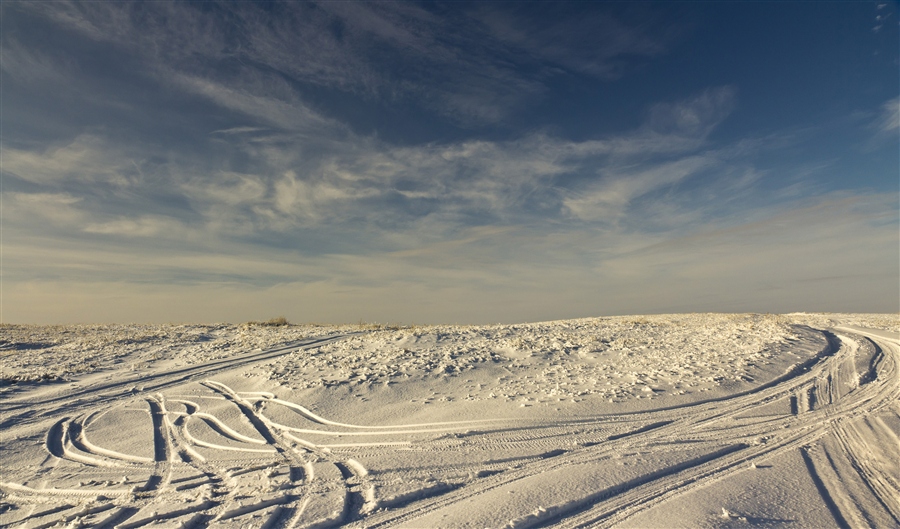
[0,317,897,528]
[0,333,355,432]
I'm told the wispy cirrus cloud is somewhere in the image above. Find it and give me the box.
[874,96,899,135]
[644,86,736,138]
[563,155,718,222]
[12,1,672,126]
[170,72,343,135]
[4,81,756,263]
[83,216,187,238]
[3,135,136,187]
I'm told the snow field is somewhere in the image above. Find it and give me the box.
[0,313,897,528]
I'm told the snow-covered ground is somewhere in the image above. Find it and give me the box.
[1,313,897,528]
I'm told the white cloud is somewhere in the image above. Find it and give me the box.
[6,192,85,226]
[171,73,341,134]
[210,127,268,135]
[563,155,717,222]
[4,191,195,245]
[645,86,736,137]
[875,96,899,134]
[181,172,268,208]
[0,39,71,85]
[271,170,374,220]
[9,191,81,207]
[84,216,186,237]
[2,135,134,186]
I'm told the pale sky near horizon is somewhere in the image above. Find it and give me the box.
[2,1,898,325]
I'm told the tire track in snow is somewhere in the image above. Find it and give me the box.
[801,446,852,529]
[3,335,360,529]
[355,328,898,529]
[554,328,900,529]
[0,334,357,430]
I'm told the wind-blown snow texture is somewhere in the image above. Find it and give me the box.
[1,313,898,528]
[254,314,796,403]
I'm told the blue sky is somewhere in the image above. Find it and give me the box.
[2,1,898,324]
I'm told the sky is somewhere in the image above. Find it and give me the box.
[1,1,898,325]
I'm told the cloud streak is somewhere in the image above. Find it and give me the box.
[875,97,899,135]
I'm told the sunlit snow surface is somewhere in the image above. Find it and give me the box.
[1,313,898,528]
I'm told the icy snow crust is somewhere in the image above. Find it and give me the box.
[255,314,798,403]
[1,313,898,528]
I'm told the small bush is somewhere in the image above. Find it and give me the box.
[245,316,290,327]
